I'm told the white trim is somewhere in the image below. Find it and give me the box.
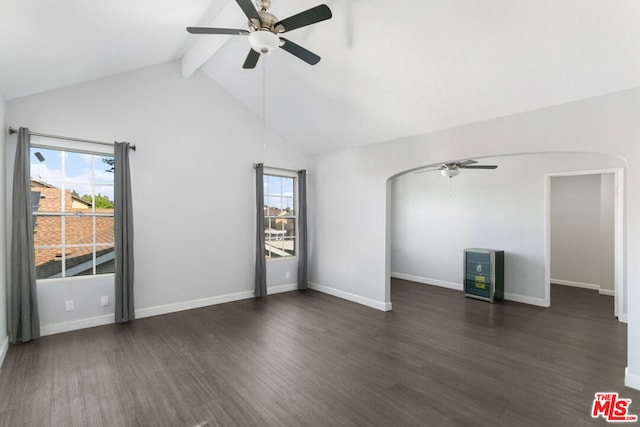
[40,284,300,335]
[503,292,548,307]
[268,283,298,294]
[390,272,463,291]
[552,279,616,296]
[552,279,600,290]
[40,313,114,336]
[625,367,640,391]
[0,336,9,368]
[545,168,625,321]
[309,282,391,311]
[391,272,548,307]
[135,290,254,319]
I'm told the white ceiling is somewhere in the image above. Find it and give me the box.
[2,1,640,154]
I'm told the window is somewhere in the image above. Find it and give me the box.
[264,174,296,259]
[30,147,115,279]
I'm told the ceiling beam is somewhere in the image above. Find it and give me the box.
[181,0,246,78]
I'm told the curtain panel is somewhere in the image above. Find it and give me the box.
[114,142,135,323]
[10,127,40,343]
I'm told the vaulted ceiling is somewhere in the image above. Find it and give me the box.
[2,0,640,154]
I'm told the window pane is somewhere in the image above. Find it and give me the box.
[64,152,93,184]
[30,148,62,183]
[285,218,296,238]
[266,239,285,258]
[282,177,294,197]
[67,183,94,212]
[35,248,62,279]
[66,245,93,270]
[33,216,62,246]
[95,246,115,274]
[65,217,94,245]
[267,175,281,196]
[31,181,62,212]
[283,238,296,257]
[96,156,115,183]
[282,196,294,212]
[96,217,115,244]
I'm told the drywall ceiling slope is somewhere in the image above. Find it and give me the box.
[200,0,640,155]
[0,0,220,99]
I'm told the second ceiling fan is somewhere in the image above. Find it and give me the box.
[187,0,332,69]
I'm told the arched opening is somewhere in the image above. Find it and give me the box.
[386,152,626,320]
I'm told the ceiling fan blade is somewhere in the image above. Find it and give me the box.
[460,165,498,169]
[275,4,332,33]
[279,38,321,65]
[457,159,478,167]
[187,27,250,35]
[235,0,260,21]
[243,49,261,69]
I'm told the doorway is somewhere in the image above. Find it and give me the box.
[544,169,625,321]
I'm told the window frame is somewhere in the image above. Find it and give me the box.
[29,139,116,281]
[263,170,298,261]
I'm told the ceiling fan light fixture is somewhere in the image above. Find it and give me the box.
[248,30,280,54]
[441,168,460,178]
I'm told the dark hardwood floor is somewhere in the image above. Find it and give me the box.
[0,280,637,426]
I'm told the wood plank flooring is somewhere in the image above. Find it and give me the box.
[0,280,637,426]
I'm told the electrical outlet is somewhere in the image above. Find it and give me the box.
[101,296,109,307]
[285,272,290,280]
[65,300,74,312]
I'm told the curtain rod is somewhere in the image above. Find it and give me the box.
[253,163,307,174]
[8,127,136,151]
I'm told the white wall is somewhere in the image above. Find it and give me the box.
[308,87,640,390]
[550,174,615,293]
[0,91,8,366]
[5,61,307,333]
[600,173,616,293]
[390,155,622,306]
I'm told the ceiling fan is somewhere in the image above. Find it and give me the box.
[187,0,332,69]
[415,160,498,178]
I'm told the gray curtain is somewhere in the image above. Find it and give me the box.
[297,170,308,290]
[255,163,267,297]
[114,142,135,323]
[10,127,40,343]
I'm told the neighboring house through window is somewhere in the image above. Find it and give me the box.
[30,147,115,279]
[264,174,296,259]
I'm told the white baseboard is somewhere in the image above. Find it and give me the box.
[391,272,547,307]
[0,336,9,369]
[503,292,548,307]
[551,279,600,290]
[309,282,391,311]
[268,283,299,294]
[135,290,254,319]
[552,279,616,296]
[625,367,640,391]
[390,272,463,291]
[41,314,114,337]
[40,284,300,335]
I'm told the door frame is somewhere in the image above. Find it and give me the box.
[544,168,625,322]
